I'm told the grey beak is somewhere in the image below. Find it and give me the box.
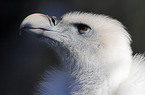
[20,13,61,35]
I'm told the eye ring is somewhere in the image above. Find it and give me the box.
[74,23,91,34]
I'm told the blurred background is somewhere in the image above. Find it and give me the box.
[1,0,145,95]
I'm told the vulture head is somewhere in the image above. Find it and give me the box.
[20,12,137,95]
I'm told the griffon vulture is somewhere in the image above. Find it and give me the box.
[20,12,145,95]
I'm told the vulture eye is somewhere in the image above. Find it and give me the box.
[75,24,91,34]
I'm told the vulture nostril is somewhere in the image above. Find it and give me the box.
[49,16,61,26]
[51,16,56,26]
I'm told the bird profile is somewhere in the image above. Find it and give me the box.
[20,11,145,95]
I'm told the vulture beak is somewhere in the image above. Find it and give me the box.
[20,13,61,36]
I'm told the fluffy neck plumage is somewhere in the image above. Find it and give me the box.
[36,43,132,95]
[36,47,110,95]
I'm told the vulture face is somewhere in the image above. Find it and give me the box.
[20,12,131,57]
[20,13,96,50]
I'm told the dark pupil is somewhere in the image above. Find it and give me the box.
[74,23,90,34]
[80,27,87,31]
[78,24,89,31]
